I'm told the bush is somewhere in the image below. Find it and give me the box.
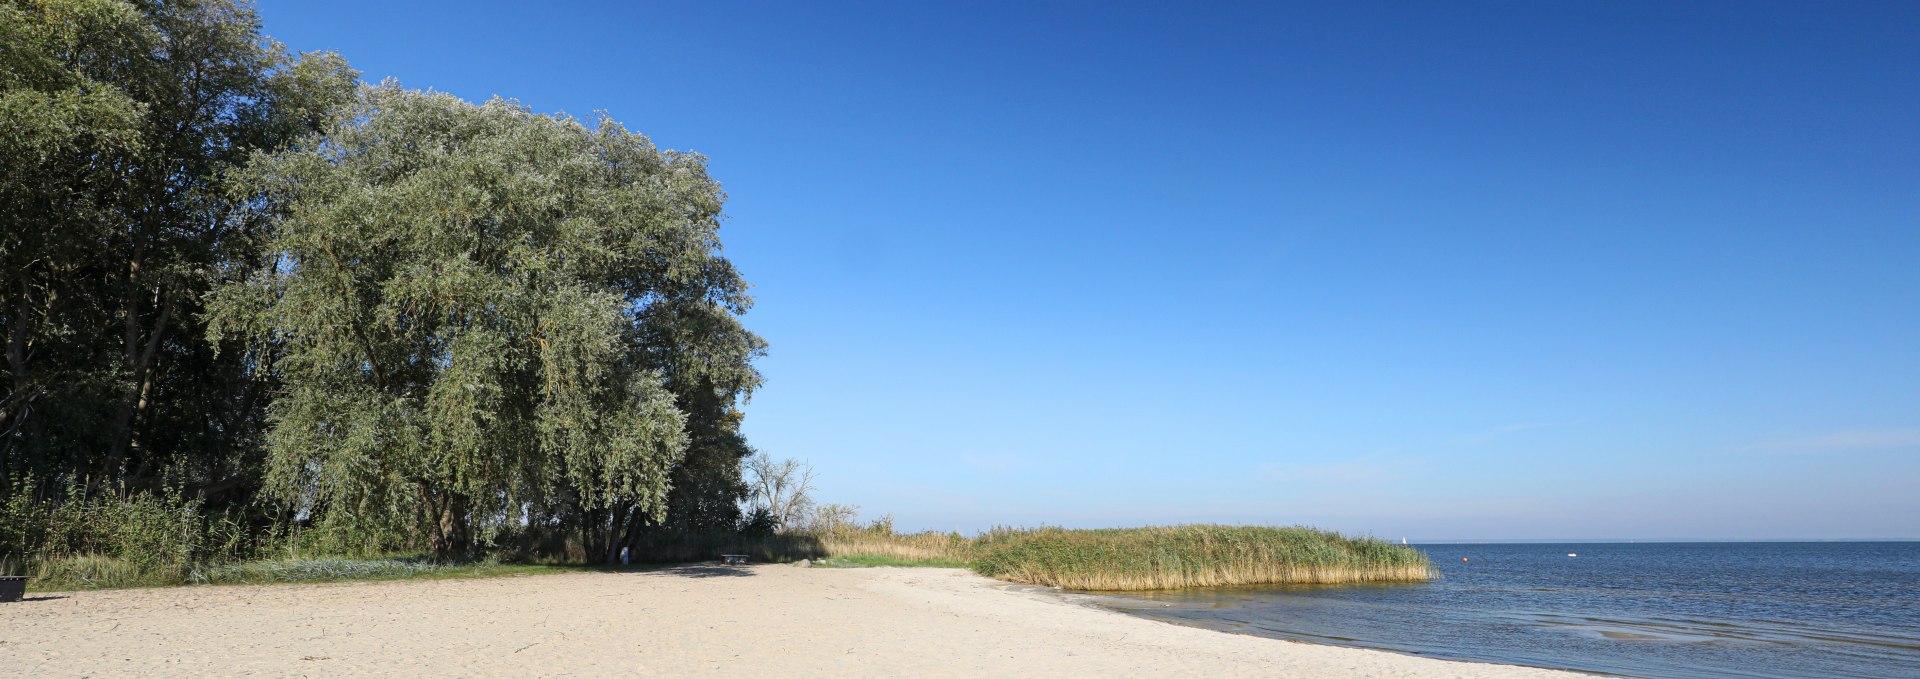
[0,483,284,586]
[0,490,241,588]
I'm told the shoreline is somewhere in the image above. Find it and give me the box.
[1071,591,1607,678]
[2,564,1587,677]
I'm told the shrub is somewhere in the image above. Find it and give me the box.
[0,490,235,588]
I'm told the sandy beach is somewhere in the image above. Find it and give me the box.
[0,564,1586,678]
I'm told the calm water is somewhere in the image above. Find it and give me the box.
[1097,542,1920,678]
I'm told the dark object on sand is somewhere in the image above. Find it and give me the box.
[0,576,26,603]
[721,554,748,566]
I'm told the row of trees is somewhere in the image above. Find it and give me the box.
[2,0,765,561]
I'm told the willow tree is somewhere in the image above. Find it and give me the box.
[1,0,354,506]
[210,83,754,558]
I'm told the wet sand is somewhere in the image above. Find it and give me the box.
[0,564,1585,677]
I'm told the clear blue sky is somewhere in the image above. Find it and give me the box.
[257,1,1919,540]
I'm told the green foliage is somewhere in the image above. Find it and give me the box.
[181,555,577,585]
[208,83,755,557]
[1,0,356,512]
[189,556,459,585]
[4,1,765,565]
[28,554,174,590]
[0,490,253,587]
[27,554,589,591]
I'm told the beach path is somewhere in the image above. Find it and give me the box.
[1,564,1582,677]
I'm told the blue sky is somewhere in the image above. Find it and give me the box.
[257,1,1919,540]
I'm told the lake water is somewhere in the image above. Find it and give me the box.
[1096,542,1920,678]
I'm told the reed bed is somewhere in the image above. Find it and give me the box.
[969,525,1432,591]
[812,524,1431,591]
[820,531,972,565]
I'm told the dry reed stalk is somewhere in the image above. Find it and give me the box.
[991,563,1436,591]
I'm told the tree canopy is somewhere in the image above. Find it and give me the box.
[1,0,354,505]
[4,1,764,564]
[208,84,761,556]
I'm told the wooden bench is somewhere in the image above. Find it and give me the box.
[720,554,748,566]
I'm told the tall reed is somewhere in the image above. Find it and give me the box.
[971,525,1432,590]
[820,531,972,564]
[814,524,1432,591]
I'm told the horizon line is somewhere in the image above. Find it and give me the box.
[1404,538,1920,544]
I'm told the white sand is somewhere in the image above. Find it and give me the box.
[1,564,1586,677]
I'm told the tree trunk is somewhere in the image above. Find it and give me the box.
[432,493,472,559]
[582,506,603,564]
[1,272,30,490]
[103,252,144,487]
[606,505,638,565]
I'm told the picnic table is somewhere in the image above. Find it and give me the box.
[720,554,748,566]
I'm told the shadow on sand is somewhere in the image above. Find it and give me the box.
[632,563,758,579]
[6,595,70,603]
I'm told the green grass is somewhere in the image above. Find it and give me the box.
[24,553,183,591]
[24,554,604,592]
[14,537,815,592]
[185,557,590,586]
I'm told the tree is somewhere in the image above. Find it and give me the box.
[0,0,355,507]
[208,83,754,559]
[744,453,816,532]
[632,296,765,540]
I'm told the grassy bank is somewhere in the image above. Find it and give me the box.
[813,524,1433,591]
[0,490,838,591]
[15,535,829,591]
[14,554,596,591]
[11,521,1429,593]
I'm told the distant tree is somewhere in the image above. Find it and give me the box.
[0,0,355,506]
[743,453,816,532]
[208,83,749,558]
[799,502,861,536]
